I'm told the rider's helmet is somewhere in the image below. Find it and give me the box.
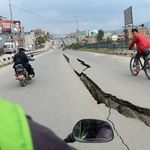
[19,48,25,53]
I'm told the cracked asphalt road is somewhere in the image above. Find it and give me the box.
[0,39,150,150]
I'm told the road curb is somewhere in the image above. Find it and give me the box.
[68,49,136,57]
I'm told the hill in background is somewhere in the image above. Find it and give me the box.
[105,21,150,34]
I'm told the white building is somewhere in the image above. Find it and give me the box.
[103,32,111,41]
[24,32,36,50]
[111,33,118,41]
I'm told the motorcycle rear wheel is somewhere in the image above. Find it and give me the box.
[20,80,26,87]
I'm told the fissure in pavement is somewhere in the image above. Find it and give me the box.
[63,54,150,127]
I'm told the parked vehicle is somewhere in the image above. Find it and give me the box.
[4,42,17,54]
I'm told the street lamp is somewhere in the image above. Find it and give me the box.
[71,16,83,42]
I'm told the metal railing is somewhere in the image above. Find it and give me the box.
[82,38,134,51]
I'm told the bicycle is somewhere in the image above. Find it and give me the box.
[130,52,150,80]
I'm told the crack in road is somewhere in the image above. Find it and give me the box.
[63,54,150,127]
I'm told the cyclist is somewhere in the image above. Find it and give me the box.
[129,29,150,72]
[0,97,76,150]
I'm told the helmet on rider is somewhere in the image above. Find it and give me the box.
[19,48,25,53]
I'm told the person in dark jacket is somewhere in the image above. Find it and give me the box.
[13,48,34,76]
[27,116,76,150]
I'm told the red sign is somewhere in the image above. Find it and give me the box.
[1,20,21,33]
[1,20,12,32]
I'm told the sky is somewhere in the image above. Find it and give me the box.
[1,0,150,35]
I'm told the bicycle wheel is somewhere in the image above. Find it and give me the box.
[144,58,150,80]
[130,56,139,76]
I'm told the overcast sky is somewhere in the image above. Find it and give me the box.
[1,0,150,35]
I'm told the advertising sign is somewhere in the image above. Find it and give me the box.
[1,20,12,32]
[124,6,133,26]
[78,31,84,35]
[88,30,98,36]
[25,45,33,50]
[1,20,21,33]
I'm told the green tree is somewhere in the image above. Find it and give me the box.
[35,36,45,45]
[97,29,104,42]
[106,37,111,41]
[47,32,49,36]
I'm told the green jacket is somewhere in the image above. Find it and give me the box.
[0,97,34,150]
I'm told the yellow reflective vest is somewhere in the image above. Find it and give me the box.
[0,97,34,150]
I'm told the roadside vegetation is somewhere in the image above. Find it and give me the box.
[61,38,82,49]
[35,32,50,49]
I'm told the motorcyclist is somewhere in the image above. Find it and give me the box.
[0,97,76,150]
[13,48,35,77]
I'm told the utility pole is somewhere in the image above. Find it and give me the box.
[9,0,16,50]
[71,16,82,42]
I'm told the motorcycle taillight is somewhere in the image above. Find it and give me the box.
[18,71,22,75]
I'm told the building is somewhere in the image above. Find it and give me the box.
[31,28,46,38]
[24,31,36,49]
[103,32,111,41]
[124,27,150,41]
[117,32,124,40]
[0,33,7,48]
[111,33,118,41]
[88,36,98,44]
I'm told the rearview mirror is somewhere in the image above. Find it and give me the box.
[72,119,114,143]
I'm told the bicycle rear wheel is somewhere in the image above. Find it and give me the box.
[144,58,150,80]
[130,56,139,76]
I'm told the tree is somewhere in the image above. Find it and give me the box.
[97,29,104,42]
[35,36,45,45]
[106,37,111,41]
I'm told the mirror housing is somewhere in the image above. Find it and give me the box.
[72,119,114,143]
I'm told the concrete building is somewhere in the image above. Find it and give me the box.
[111,33,118,41]
[103,32,111,41]
[24,32,36,49]
[124,27,150,41]
[31,28,46,39]
[88,36,98,44]
[117,32,124,40]
[0,34,8,48]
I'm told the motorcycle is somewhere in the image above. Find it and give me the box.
[14,54,35,87]
[64,119,114,143]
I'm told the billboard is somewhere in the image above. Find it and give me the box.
[78,31,84,35]
[124,6,133,26]
[1,20,21,33]
[88,30,98,36]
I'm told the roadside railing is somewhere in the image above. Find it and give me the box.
[82,38,134,52]
[0,48,51,68]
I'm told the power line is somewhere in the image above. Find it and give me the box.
[11,4,75,23]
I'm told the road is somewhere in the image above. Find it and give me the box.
[63,38,77,45]
[63,38,72,45]
[0,39,150,150]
